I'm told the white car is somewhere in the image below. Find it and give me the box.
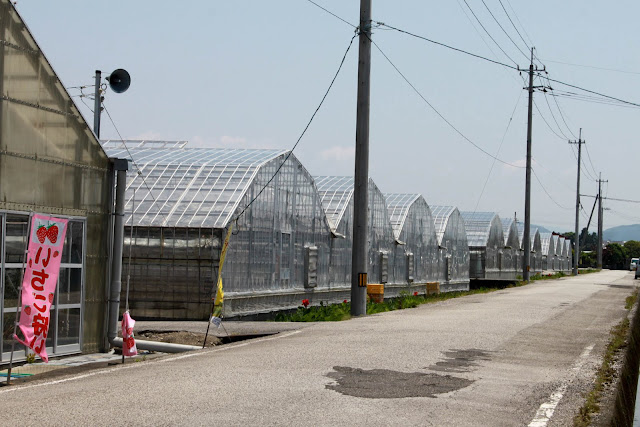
[632,258,639,271]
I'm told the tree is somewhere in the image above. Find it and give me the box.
[623,240,640,258]
[603,243,627,270]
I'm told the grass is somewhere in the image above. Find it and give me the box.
[573,287,638,426]
[275,270,601,323]
[277,287,504,322]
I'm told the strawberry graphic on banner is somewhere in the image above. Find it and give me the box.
[14,214,68,362]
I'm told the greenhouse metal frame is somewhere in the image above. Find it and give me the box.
[431,206,470,290]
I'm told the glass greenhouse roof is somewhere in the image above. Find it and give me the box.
[102,140,287,228]
[385,193,421,237]
[314,176,354,230]
[431,205,456,244]
[461,211,500,247]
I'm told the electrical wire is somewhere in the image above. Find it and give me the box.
[479,0,530,61]
[497,0,530,51]
[374,22,518,70]
[304,0,356,28]
[368,35,524,169]
[532,168,572,210]
[503,0,534,47]
[583,144,599,181]
[539,59,640,75]
[455,0,503,67]
[542,75,577,139]
[533,99,567,141]
[603,196,640,204]
[473,88,524,212]
[541,74,640,108]
[102,103,171,224]
[234,34,357,222]
[460,0,518,66]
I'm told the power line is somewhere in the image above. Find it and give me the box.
[540,59,640,75]
[503,0,535,47]
[102,103,171,224]
[374,22,518,70]
[583,143,599,181]
[542,75,577,139]
[603,196,640,204]
[473,88,524,212]
[460,0,519,66]
[304,0,356,28]
[542,74,640,108]
[234,34,357,221]
[497,0,530,51]
[532,168,572,210]
[479,0,530,61]
[368,35,524,169]
[533,98,567,140]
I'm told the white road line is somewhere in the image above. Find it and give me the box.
[0,330,301,395]
[528,343,595,427]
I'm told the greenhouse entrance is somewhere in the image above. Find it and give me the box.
[1,212,85,362]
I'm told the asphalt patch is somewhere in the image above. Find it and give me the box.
[326,366,473,399]
[428,348,492,373]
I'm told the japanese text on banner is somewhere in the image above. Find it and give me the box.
[14,214,68,362]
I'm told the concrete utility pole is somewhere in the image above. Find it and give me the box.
[597,173,607,269]
[569,129,585,276]
[519,48,544,282]
[351,0,372,316]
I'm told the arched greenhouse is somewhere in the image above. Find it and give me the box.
[314,176,395,290]
[103,142,333,319]
[430,206,470,291]
[385,194,439,290]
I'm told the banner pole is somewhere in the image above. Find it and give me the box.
[6,213,33,385]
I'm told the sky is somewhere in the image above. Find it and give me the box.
[14,1,640,232]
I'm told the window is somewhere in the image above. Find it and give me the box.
[1,212,85,361]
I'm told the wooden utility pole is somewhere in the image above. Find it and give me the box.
[569,129,585,275]
[351,0,372,316]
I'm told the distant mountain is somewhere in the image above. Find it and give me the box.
[533,224,551,233]
[603,224,640,242]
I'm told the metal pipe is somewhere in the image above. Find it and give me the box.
[107,159,128,344]
[93,70,101,137]
[110,337,200,353]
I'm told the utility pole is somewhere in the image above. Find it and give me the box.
[93,70,102,137]
[351,0,372,316]
[519,48,544,282]
[597,173,607,269]
[569,129,585,275]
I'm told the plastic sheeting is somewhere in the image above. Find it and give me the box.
[315,177,395,286]
[385,194,439,284]
[431,206,470,287]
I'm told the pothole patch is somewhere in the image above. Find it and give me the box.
[325,366,473,399]
[428,348,492,373]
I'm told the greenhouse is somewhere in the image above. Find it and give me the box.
[102,142,333,319]
[557,235,571,272]
[430,206,470,291]
[314,176,395,292]
[1,0,112,363]
[385,194,439,288]
[539,232,556,270]
[516,223,542,274]
[461,212,515,280]
[499,218,521,279]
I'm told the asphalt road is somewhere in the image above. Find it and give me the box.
[0,270,635,426]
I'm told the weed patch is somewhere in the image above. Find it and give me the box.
[573,288,636,426]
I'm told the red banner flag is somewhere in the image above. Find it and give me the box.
[14,214,68,362]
